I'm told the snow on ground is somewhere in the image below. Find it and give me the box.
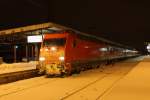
[0,61,37,74]
[0,56,143,100]
[101,57,150,100]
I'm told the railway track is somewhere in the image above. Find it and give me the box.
[0,77,60,98]
[0,69,39,84]
[60,63,136,100]
[60,74,109,100]
[95,74,126,100]
[0,58,140,100]
[0,65,112,99]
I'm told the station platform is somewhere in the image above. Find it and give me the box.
[0,61,37,75]
[0,61,38,84]
[101,56,150,100]
[0,56,149,100]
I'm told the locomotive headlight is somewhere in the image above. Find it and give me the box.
[59,56,64,61]
[51,47,57,51]
[39,57,46,61]
[45,48,49,51]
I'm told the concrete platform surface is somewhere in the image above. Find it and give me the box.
[101,57,150,100]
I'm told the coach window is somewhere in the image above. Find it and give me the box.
[72,40,77,48]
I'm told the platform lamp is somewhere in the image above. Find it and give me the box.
[147,44,150,53]
[14,45,18,63]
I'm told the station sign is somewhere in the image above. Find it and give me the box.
[27,35,43,43]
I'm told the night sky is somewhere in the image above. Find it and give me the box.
[0,0,150,53]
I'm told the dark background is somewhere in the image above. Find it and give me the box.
[0,0,150,53]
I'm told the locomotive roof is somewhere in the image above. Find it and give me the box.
[79,32,129,49]
[50,23,132,49]
[66,30,132,49]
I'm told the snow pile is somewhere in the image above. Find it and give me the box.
[0,61,38,74]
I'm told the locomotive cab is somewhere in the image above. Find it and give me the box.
[38,33,67,76]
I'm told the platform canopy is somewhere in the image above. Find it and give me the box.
[0,22,133,49]
[0,22,64,35]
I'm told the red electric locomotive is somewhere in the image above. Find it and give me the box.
[37,31,138,76]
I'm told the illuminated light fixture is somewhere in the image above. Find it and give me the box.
[84,46,89,48]
[59,56,64,61]
[40,49,43,51]
[147,45,150,49]
[15,45,18,49]
[39,57,45,61]
[147,44,150,53]
[125,49,131,52]
[51,47,57,51]
[132,50,138,53]
[99,48,107,51]
[45,48,49,51]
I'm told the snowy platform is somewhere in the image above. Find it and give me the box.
[101,57,150,100]
[0,61,37,75]
[0,56,149,100]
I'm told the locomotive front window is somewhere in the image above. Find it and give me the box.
[43,38,66,46]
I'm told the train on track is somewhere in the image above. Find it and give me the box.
[37,31,139,76]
